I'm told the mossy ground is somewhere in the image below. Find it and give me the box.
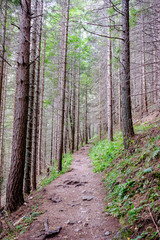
[89,116,160,240]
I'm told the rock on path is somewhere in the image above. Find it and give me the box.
[20,144,119,240]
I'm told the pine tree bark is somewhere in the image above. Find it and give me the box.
[6,0,31,212]
[121,0,134,148]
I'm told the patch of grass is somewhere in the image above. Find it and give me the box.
[89,121,160,240]
[89,131,123,172]
[40,153,73,187]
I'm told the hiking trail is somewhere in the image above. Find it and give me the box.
[20,144,119,240]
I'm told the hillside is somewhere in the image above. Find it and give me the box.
[89,111,160,240]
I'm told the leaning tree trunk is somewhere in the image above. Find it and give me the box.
[121,0,134,148]
[6,0,31,212]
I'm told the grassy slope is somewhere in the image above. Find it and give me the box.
[89,114,160,240]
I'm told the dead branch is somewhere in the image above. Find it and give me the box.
[109,0,123,15]
[11,23,20,29]
[31,14,43,19]
[148,206,160,237]
[29,55,39,66]
[0,55,12,67]
[81,24,123,41]
[41,217,62,240]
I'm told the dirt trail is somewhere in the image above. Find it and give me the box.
[21,144,119,240]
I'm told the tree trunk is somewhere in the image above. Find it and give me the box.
[85,86,88,144]
[64,80,69,153]
[24,0,37,194]
[32,0,43,187]
[107,36,113,141]
[121,0,134,148]
[38,33,46,174]
[71,60,76,152]
[50,103,54,165]
[0,1,7,136]
[76,59,80,150]
[6,0,31,212]
[35,0,43,177]
[141,13,148,115]
[118,68,122,130]
[0,64,7,208]
[99,66,102,140]
[57,0,70,172]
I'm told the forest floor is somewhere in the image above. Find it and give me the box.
[2,144,120,240]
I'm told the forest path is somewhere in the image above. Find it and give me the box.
[21,144,119,240]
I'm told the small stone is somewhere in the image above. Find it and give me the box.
[66,220,75,225]
[75,228,80,232]
[82,190,87,194]
[81,210,87,213]
[83,222,89,227]
[78,220,82,224]
[146,226,153,232]
[82,196,94,201]
[104,231,110,236]
[94,236,99,239]
[50,193,62,203]
[114,227,129,239]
